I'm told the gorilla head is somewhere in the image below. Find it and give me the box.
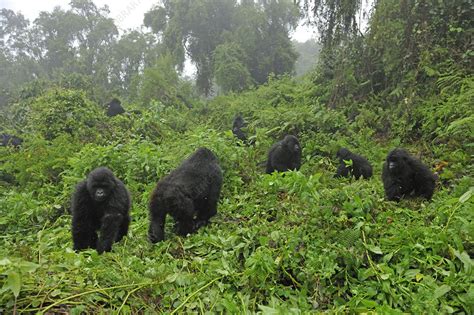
[86,167,117,202]
[336,148,351,160]
[382,148,436,201]
[266,135,302,174]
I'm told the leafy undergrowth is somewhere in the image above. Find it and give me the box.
[0,80,473,314]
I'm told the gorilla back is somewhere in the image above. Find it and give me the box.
[382,148,436,201]
[266,135,302,173]
[71,167,131,254]
[106,98,125,117]
[335,148,373,179]
[148,148,223,243]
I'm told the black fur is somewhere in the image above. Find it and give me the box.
[1,133,23,147]
[266,135,302,174]
[382,148,436,201]
[71,167,131,254]
[148,148,223,243]
[335,148,373,179]
[106,98,125,117]
[232,114,247,142]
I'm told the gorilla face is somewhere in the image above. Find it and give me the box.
[87,167,116,202]
[284,135,300,153]
[336,148,350,160]
[386,149,409,175]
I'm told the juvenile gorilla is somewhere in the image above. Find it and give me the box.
[106,98,125,117]
[148,148,223,243]
[266,135,302,174]
[335,148,373,179]
[71,167,131,254]
[382,148,436,201]
[232,115,247,142]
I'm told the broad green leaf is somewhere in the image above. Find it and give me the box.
[258,305,278,314]
[433,285,451,299]
[459,187,473,203]
[453,250,473,273]
[18,261,40,273]
[4,271,21,297]
[367,244,383,255]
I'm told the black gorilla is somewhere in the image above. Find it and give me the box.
[1,133,23,147]
[148,148,223,243]
[335,148,373,179]
[232,114,247,142]
[71,167,131,254]
[106,98,125,117]
[382,148,436,201]
[266,135,302,174]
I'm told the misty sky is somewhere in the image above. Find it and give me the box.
[0,0,315,42]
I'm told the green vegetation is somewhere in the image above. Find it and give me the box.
[1,0,472,313]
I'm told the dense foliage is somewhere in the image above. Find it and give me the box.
[0,0,472,313]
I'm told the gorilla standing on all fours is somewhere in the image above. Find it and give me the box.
[232,114,247,142]
[266,135,302,174]
[335,148,373,179]
[106,98,125,117]
[71,167,131,254]
[382,148,436,201]
[148,147,223,243]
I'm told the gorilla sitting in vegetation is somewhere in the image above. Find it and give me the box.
[382,148,436,201]
[71,167,131,254]
[148,148,223,243]
[232,114,247,142]
[266,135,302,174]
[106,98,125,117]
[1,133,23,147]
[335,148,373,179]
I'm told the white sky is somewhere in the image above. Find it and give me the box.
[0,0,315,77]
[0,0,316,42]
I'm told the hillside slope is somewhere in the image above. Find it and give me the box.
[0,76,472,313]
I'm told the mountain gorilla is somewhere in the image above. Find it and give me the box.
[148,148,223,243]
[232,114,247,142]
[1,133,23,147]
[335,148,373,179]
[71,167,131,254]
[382,148,436,201]
[106,98,125,117]
[266,135,302,174]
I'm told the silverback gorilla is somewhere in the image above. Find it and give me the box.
[106,98,125,117]
[335,148,373,179]
[266,135,302,174]
[148,148,223,243]
[71,167,131,254]
[382,148,436,201]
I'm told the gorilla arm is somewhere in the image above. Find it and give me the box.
[97,212,124,254]
[382,164,402,201]
[71,181,98,250]
[96,189,128,254]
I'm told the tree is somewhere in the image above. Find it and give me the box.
[214,42,253,92]
[145,0,299,95]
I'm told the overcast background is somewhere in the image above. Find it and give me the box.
[0,0,315,42]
